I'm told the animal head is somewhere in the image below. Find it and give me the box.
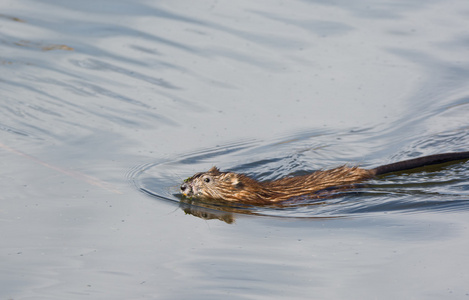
[180,166,247,201]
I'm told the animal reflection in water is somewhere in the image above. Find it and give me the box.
[178,195,330,224]
[179,198,237,224]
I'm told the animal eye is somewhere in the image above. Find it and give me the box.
[204,177,210,183]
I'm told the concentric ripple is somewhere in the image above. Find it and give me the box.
[129,139,469,221]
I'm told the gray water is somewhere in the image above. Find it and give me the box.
[2,0,469,299]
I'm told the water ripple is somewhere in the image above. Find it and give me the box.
[130,131,469,222]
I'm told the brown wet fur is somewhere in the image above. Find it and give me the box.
[180,151,469,204]
[180,166,374,204]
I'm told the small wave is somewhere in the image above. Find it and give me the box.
[129,141,469,222]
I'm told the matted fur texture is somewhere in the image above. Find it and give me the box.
[180,151,469,204]
[180,166,373,204]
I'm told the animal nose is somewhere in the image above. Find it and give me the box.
[180,183,188,192]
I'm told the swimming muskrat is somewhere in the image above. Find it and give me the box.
[180,151,469,204]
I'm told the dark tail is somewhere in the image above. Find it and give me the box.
[371,151,469,176]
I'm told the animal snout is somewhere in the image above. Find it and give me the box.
[180,183,192,196]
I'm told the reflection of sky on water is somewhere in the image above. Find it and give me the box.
[1,0,469,298]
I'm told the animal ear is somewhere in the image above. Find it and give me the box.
[208,166,220,174]
[224,173,243,188]
[234,180,244,189]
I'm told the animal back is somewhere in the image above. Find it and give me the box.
[262,166,373,201]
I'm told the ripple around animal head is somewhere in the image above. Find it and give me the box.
[128,143,469,222]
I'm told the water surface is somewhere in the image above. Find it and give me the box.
[1,0,469,299]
